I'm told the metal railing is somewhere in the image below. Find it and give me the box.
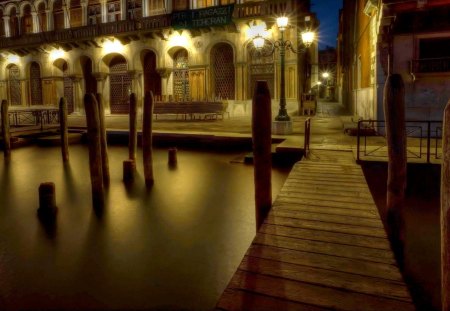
[303,117,311,157]
[356,119,442,163]
[6,107,60,131]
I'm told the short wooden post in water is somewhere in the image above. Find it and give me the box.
[143,91,154,187]
[84,93,104,209]
[95,93,110,186]
[59,97,69,162]
[37,182,57,217]
[123,159,136,183]
[168,147,177,167]
[129,93,137,161]
[383,74,407,258]
[1,99,11,159]
[441,99,450,311]
[252,81,272,229]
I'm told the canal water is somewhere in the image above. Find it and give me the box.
[0,145,290,310]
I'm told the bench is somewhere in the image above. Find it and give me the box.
[153,101,229,120]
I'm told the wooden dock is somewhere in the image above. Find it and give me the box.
[216,150,415,310]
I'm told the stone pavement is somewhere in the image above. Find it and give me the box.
[68,99,359,151]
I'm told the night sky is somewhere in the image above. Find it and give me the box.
[311,0,343,49]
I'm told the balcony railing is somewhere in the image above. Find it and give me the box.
[410,57,450,74]
[0,0,296,51]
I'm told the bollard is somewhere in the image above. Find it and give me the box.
[1,99,11,159]
[123,159,136,183]
[143,91,154,187]
[95,93,110,186]
[252,81,272,230]
[59,97,69,162]
[37,182,57,217]
[441,99,450,311]
[383,74,407,262]
[129,93,137,161]
[84,93,104,209]
[168,147,177,167]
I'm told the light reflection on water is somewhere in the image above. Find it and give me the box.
[0,145,289,310]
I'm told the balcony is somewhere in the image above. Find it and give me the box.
[0,0,297,55]
[410,57,450,74]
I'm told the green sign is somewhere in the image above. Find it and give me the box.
[172,4,234,30]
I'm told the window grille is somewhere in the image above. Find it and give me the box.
[30,62,43,106]
[173,50,189,100]
[109,59,131,114]
[248,47,274,99]
[63,64,74,113]
[9,65,21,106]
[211,43,235,100]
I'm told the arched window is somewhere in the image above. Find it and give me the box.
[211,43,235,100]
[88,0,101,25]
[22,4,33,34]
[70,0,83,27]
[10,8,20,37]
[173,49,189,101]
[107,0,120,22]
[0,10,5,37]
[109,55,131,114]
[149,0,165,15]
[8,65,21,106]
[53,0,65,29]
[30,62,43,106]
[37,3,47,32]
[128,0,142,20]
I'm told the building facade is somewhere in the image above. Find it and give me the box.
[339,0,450,121]
[0,0,316,116]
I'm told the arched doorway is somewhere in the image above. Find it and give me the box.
[173,49,189,101]
[211,43,235,100]
[143,51,161,97]
[63,63,74,113]
[109,55,131,114]
[81,56,96,95]
[248,44,274,99]
[29,62,43,105]
[8,64,21,106]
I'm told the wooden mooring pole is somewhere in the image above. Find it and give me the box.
[84,94,104,209]
[143,91,154,187]
[59,97,69,162]
[1,99,11,159]
[95,93,110,186]
[441,99,450,311]
[129,93,137,161]
[252,81,272,229]
[383,74,407,260]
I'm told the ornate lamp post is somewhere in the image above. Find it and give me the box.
[249,16,315,124]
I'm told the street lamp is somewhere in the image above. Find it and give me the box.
[249,16,315,122]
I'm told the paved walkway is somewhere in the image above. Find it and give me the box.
[216,150,414,310]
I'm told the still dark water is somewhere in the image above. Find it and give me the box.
[0,145,289,310]
[363,162,441,311]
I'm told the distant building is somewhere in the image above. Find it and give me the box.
[338,0,450,121]
[318,46,337,100]
[0,0,317,116]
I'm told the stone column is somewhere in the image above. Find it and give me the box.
[63,6,70,28]
[120,0,127,20]
[101,0,108,23]
[3,16,10,37]
[46,10,52,31]
[32,12,39,33]
[81,1,88,26]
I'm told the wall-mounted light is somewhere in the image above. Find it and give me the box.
[7,54,20,64]
[169,32,189,47]
[103,38,124,54]
[49,49,65,61]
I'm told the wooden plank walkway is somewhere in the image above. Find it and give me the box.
[216,150,415,310]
